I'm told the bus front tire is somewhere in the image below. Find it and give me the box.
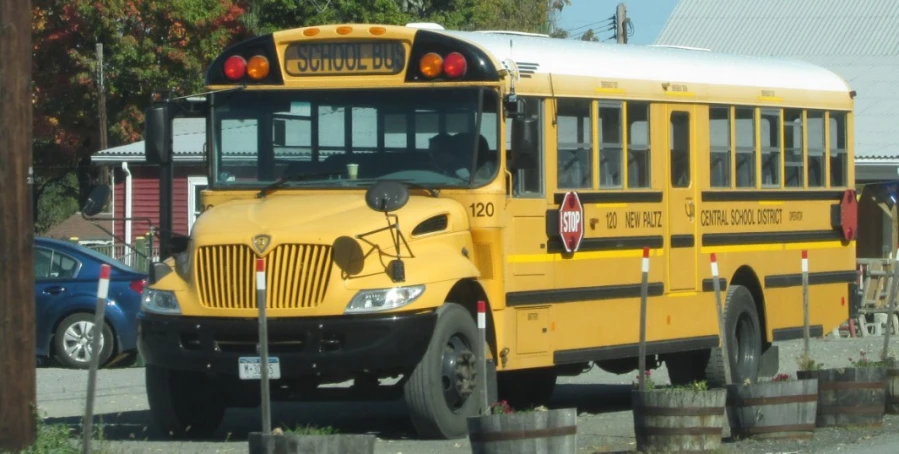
[404,303,481,439]
[146,365,226,439]
[705,284,762,387]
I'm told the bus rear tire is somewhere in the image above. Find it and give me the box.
[404,303,481,439]
[705,284,762,387]
[146,365,226,439]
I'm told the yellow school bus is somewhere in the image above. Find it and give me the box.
[136,22,858,439]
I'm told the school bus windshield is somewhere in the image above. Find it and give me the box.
[211,87,500,189]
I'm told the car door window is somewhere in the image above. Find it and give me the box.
[50,252,80,279]
[35,247,52,279]
[35,247,81,279]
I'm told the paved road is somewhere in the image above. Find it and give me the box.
[36,336,899,453]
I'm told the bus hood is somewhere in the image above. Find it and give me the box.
[190,192,470,247]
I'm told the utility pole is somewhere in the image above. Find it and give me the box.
[616,3,628,44]
[0,0,38,451]
[97,43,109,185]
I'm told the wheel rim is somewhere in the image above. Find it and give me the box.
[63,321,104,363]
[440,333,477,412]
[732,312,758,379]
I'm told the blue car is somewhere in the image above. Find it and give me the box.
[34,237,147,369]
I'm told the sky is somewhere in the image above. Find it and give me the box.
[554,0,679,45]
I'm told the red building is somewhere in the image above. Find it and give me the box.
[90,118,207,254]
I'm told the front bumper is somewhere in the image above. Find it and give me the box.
[137,310,436,379]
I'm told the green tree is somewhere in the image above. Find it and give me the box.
[31,0,249,231]
[580,29,600,42]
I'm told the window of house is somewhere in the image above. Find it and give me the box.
[734,107,756,188]
[760,109,781,187]
[556,98,593,189]
[830,112,848,187]
[670,112,691,188]
[783,109,803,187]
[709,107,731,188]
[627,102,651,188]
[807,110,826,187]
[599,102,623,188]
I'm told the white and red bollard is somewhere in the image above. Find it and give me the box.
[477,300,489,413]
[637,247,650,392]
[256,258,272,434]
[83,264,111,452]
[710,253,732,385]
[801,250,811,359]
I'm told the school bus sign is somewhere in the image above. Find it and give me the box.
[559,191,584,253]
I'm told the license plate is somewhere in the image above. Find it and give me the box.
[238,357,281,380]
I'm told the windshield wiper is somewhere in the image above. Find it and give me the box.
[344,179,441,198]
[256,171,343,198]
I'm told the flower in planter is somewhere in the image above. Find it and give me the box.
[796,352,824,371]
[632,369,656,390]
[771,373,793,382]
[849,349,896,368]
[486,400,514,415]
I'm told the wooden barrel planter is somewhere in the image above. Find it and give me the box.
[248,432,376,454]
[466,407,577,454]
[725,378,817,440]
[887,368,899,415]
[631,388,726,453]
[797,368,887,427]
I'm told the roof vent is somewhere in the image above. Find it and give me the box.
[406,22,445,30]
[648,44,711,52]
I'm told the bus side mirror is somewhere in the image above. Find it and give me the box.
[510,116,538,169]
[144,105,172,165]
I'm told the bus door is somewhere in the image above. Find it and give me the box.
[503,98,552,298]
[665,105,699,292]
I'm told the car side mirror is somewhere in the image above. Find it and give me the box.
[144,104,172,165]
[82,185,111,217]
[510,116,538,170]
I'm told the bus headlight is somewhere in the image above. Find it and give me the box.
[141,289,182,315]
[345,285,425,314]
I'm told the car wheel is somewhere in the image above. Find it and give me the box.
[53,313,114,369]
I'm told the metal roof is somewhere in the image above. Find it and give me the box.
[444,30,849,92]
[655,0,899,160]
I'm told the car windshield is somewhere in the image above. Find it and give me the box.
[211,87,500,189]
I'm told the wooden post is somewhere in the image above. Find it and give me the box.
[882,249,899,361]
[638,247,649,391]
[711,254,732,385]
[0,0,37,450]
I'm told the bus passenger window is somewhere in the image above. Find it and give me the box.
[669,112,690,188]
[599,103,623,187]
[627,102,651,188]
[556,99,593,189]
[784,109,803,187]
[735,107,755,188]
[807,110,826,187]
[709,107,731,188]
[760,109,781,187]
[830,112,848,187]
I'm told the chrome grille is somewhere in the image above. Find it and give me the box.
[196,244,333,309]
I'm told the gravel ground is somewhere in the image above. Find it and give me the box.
[36,334,899,453]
